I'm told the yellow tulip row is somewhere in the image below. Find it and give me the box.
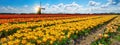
[0,16,100,36]
[100,16,120,37]
[98,16,120,38]
[91,16,120,45]
[105,16,120,33]
[0,15,116,45]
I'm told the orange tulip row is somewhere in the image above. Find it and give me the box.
[0,17,73,24]
[0,15,95,24]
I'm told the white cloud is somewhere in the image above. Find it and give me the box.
[0,6,18,13]
[42,2,92,14]
[102,0,120,7]
[1,7,8,11]
[0,6,35,13]
[88,1,100,6]
[42,2,84,14]
[41,2,120,14]
[107,0,114,5]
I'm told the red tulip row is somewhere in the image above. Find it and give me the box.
[0,14,96,19]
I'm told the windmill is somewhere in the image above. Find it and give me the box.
[37,2,45,14]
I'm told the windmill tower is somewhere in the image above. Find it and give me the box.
[37,7,41,14]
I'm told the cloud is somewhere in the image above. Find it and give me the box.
[0,6,17,13]
[107,0,115,5]
[108,0,120,5]
[102,0,120,8]
[90,7,120,13]
[42,2,84,14]
[0,6,35,13]
[1,7,8,11]
[42,2,92,13]
[88,1,100,6]
[41,2,120,14]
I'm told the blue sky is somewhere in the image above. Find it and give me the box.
[0,0,120,13]
[0,0,39,7]
[0,0,40,13]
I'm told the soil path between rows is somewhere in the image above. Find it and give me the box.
[76,25,107,45]
[110,32,120,45]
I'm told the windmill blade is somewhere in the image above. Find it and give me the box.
[41,8,45,10]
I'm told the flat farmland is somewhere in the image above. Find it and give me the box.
[0,14,119,45]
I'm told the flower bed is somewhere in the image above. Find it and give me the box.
[0,15,117,45]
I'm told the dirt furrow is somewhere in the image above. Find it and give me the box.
[77,25,107,45]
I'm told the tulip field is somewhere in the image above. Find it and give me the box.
[0,14,120,45]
